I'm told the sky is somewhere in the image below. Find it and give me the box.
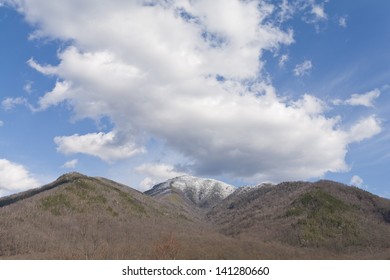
[0,0,389,198]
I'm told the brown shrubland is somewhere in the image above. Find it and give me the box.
[0,173,389,259]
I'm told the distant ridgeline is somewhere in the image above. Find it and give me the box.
[0,173,389,259]
[0,173,86,208]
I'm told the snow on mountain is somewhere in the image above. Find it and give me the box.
[232,183,273,195]
[145,175,235,208]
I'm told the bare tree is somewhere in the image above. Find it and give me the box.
[152,233,181,260]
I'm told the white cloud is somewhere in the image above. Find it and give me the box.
[2,97,29,110]
[350,175,363,188]
[24,80,34,94]
[0,159,40,196]
[277,0,328,24]
[5,0,382,183]
[295,0,328,27]
[37,80,72,111]
[347,115,382,143]
[345,89,381,107]
[27,58,57,75]
[294,60,312,76]
[136,177,156,192]
[279,54,289,67]
[61,159,78,169]
[339,16,347,28]
[277,0,295,22]
[135,163,186,191]
[292,94,326,116]
[0,120,3,127]
[311,4,327,21]
[54,132,144,162]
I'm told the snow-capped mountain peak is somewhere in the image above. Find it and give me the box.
[145,175,235,208]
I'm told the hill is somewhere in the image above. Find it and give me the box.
[0,173,235,259]
[0,173,389,259]
[208,180,390,253]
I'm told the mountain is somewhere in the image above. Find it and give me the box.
[0,172,252,259]
[0,173,389,259]
[208,180,390,250]
[145,175,235,208]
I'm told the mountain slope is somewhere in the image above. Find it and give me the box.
[208,180,390,251]
[0,173,263,259]
[0,173,219,259]
[1,174,390,259]
[145,175,235,208]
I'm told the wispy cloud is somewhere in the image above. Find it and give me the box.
[279,54,289,67]
[277,0,295,22]
[334,89,381,107]
[339,16,347,28]
[346,89,380,107]
[311,4,327,21]
[348,115,382,143]
[62,159,78,169]
[350,175,364,187]
[2,97,30,110]
[23,81,34,94]
[293,60,312,76]
[295,0,329,32]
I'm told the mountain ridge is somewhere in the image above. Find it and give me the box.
[145,175,235,208]
[0,172,389,259]
[0,172,88,208]
[208,180,390,249]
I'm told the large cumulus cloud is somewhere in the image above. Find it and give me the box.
[4,0,381,183]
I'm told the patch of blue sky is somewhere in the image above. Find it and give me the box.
[175,7,200,24]
[201,30,229,49]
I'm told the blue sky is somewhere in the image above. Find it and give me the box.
[0,0,389,198]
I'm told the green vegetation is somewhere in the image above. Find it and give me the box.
[106,206,119,217]
[167,194,182,204]
[40,194,73,216]
[104,184,147,215]
[286,189,360,247]
[298,189,349,212]
[66,180,105,204]
[285,207,304,217]
[119,191,146,214]
[40,178,147,217]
